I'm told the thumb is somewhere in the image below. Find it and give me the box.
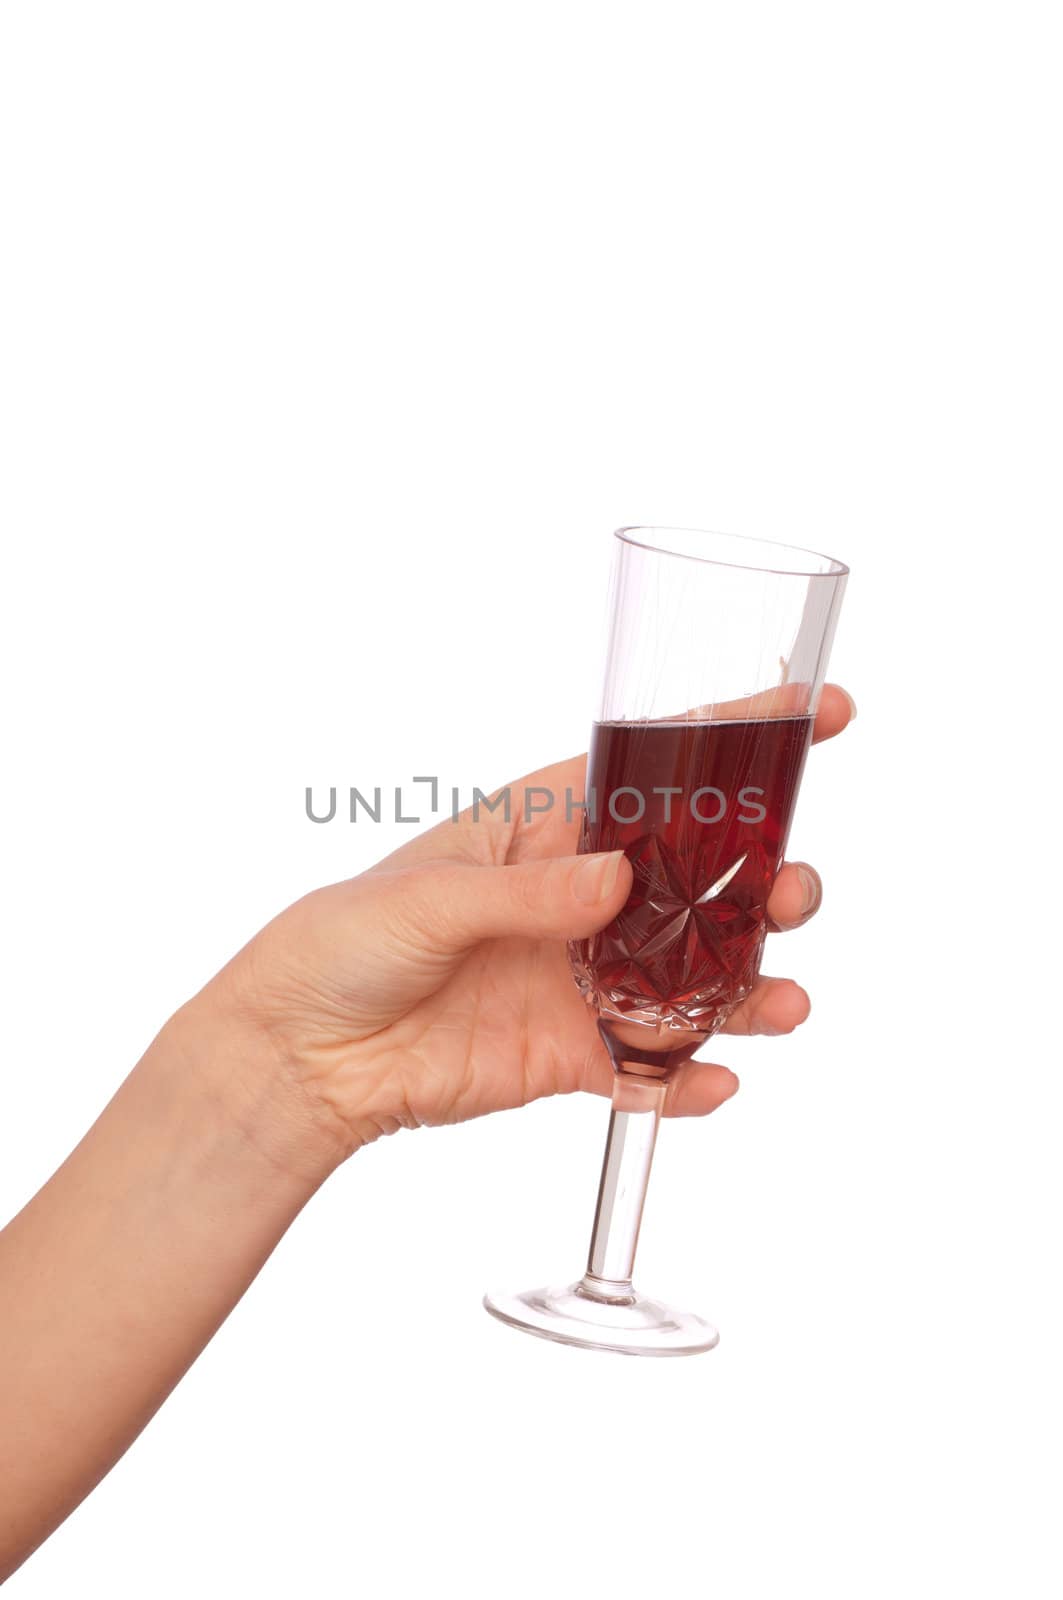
[385,850,632,953]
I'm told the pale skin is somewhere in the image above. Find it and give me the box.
[0,686,853,1580]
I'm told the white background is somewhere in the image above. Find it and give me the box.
[1,3,1060,1595]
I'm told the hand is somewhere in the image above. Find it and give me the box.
[0,684,854,1577]
[196,686,855,1162]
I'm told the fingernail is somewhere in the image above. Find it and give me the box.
[574,850,624,905]
[841,689,858,720]
[797,864,821,916]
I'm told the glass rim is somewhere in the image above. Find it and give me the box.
[614,525,849,578]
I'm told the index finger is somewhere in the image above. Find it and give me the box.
[377,682,856,872]
[649,680,855,739]
[812,683,857,743]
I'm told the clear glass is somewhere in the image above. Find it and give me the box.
[485,526,848,1356]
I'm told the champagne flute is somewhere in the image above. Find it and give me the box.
[484,526,848,1355]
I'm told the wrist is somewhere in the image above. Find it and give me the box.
[159,983,356,1191]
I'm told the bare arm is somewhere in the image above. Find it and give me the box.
[0,1000,344,1582]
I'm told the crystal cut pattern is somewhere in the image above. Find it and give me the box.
[569,827,768,1037]
[568,715,814,1044]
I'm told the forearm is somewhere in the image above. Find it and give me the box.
[0,998,342,1581]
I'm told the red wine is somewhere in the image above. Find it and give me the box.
[569,715,813,1071]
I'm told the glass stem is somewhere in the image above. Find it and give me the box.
[580,1074,667,1304]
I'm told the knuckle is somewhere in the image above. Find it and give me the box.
[508,862,547,917]
[379,862,462,944]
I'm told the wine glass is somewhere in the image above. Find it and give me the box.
[484,526,849,1356]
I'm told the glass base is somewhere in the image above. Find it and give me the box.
[483,1278,719,1357]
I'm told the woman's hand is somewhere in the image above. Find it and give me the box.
[195,685,855,1165]
[0,687,853,1579]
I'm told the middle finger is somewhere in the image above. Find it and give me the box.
[766,860,822,931]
